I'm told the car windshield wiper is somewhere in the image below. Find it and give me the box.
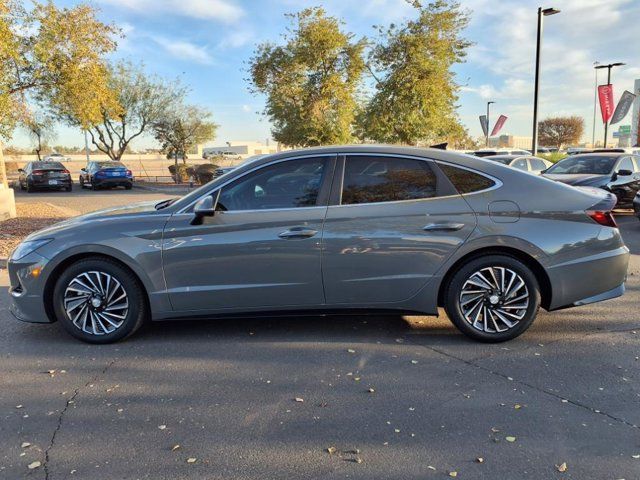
[155,198,177,210]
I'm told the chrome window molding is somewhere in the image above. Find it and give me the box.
[176,153,337,214]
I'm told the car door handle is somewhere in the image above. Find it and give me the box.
[423,222,465,232]
[278,227,318,239]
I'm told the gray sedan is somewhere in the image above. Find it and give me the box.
[8,146,629,343]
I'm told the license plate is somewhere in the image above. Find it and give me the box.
[48,180,58,185]
[108,172,123,177]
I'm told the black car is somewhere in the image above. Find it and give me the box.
[18,161,72,192]
[543,153,640,208]
[79,161,133,190]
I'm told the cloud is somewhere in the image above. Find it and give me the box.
[99,0,244,23]
[241,104,251,112]
[153,37,214,64]
[217,29,253,49]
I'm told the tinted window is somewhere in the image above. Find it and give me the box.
[438,163,495,194]
[341,156,437,205]
[96,162,125,168]
[31,162,64,170]
[511,158,528,170]
[217,157,328,211]
[618,157,634,172]
[545,155,617,174]
[530,158,548,170]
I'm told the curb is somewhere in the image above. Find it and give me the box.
[133,183,192,195]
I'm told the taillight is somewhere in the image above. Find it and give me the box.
[126,169,132,176]
[32,170,44,175]
[62,169,70,174]
[586,210,617,228]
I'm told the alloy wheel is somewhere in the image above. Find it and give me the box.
[63,271,129,335]
[458,266,529,333]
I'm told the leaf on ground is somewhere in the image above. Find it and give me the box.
[171,444,181,451]
[347,349,356,353]
[476,457,484,463]
[368,387,375,393]
[556,462,567,472]
[632,454,640,459]
[21,442,31,448]
[186,458,197,463]
[28,461,41,470]
[326,446,337,454]
[294,397,304,403]
[15,405,23,409]
[449,471,457,477]
[411,360,418,364]
[158,425,167,430]
[514,404,522,409]
[505,436,516,442]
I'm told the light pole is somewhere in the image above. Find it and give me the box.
[531,6,560,156]
[595,62,625,148]
[592,61,599,147]
[486,101,495,146]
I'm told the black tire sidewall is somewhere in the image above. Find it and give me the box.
[52,259,146,344]
[445,255,541,342]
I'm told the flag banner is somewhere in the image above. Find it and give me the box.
[610,90,636,125]
[598,84,615,123]
[490,114,508,137]
[479,115,488,137]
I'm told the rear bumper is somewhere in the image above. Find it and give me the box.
[546,245,629,311]
[29,179,72,189]
[93,177,133,187]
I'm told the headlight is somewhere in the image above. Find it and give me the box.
[10,239,53,261]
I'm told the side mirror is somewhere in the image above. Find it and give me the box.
[18,168,24,173]
[80,168,86,173]
[617,169,632,176]
[192,191,220,225]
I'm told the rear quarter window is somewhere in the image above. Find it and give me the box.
[438,163,495,194]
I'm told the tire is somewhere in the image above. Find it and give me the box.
[19,181,26,191]
[125,184,132,190]
[444,255,541,342]
[26,183,34,193]
[66,186,72,192]
[79,178,85,189]
[52,258,148,343]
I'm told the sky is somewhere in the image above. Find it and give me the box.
[10,0,640,149]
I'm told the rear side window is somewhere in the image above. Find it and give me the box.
[341,156,437,205]
[530,158,547,170]
[438,163,495,194]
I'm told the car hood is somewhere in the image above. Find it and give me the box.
[25,201,164,241]
[542,173,610,187]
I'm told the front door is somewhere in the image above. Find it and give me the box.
[321,154,476,305]
[162,155,335,312]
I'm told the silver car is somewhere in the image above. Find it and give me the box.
[8,146,629,344]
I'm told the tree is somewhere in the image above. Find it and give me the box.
[538,116,584,148]
[151,105,217,182]
[359,0,472,145]
[248,7,365,147]
[66,62,186,161]
[24,113,55,160]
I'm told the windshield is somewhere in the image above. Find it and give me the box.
[545,155,617,175]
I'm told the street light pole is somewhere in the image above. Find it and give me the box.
[532,6,560,156]
[486,101,495,146]
[592,61,599,147]
[595,62,625,148]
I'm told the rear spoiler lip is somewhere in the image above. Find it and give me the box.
[587,193,617,212]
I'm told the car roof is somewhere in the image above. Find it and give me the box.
[485,155,526,159]
[566,152,624,158]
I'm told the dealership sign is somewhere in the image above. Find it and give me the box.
[490,115,508,137]
[598,84,615,123]
[610,91,636,125]
[479,115,488,137]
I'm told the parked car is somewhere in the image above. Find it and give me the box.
[8,146,628,344]
[213,166,235,178]
[473,148,531,157]
[43,152,70,162]
[18,161,72,192]
[79,161,133,190]
[484,155,553,174]
[543,153,640,208]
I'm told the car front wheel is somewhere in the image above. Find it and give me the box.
[52,258,147,343]
[444,255,541,342]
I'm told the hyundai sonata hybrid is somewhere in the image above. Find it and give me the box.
[8,146,629,343]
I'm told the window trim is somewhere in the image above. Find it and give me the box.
[177,153,337,214]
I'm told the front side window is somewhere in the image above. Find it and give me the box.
[217,157,328,211]
[438,163,495,194]
[341,156,437,205]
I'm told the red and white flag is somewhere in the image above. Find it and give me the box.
[490,115,508,137]
[598,84,615,123]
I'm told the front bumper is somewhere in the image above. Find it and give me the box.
[8,253,53,323]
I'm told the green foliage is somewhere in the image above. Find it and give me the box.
[77,62,187,161]
[23,112,55,160]
[539,152,567,164]
[538,116,584,149]
[249,7,365,147]
[359,0,472,145]
[152,105,217,161]
[0,0,119,139]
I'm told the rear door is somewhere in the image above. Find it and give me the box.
[321,154,477,305]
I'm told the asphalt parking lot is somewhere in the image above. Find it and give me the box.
[1,191,639,479]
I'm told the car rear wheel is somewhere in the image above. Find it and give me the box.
[444,255,541,342]
[52,258,148,343]
[26,182,34,193]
